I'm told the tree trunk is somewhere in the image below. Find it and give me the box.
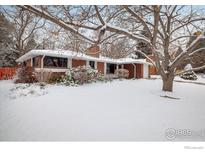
[162,75,174,92]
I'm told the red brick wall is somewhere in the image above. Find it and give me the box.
[33,56,42,68]
[97,62,104,74]
[124,64,133,78]
[72,59,86,68]
[136,64,143,78]
[124,64,143,78]
[26,59,32,67]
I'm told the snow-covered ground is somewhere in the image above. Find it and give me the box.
[0,76,205,141]
[152,73,205,83]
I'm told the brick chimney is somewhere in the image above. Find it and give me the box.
[86,45,100,58]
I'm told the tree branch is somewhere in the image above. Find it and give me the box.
[18,5,96,44]
[175,65,205,76]
[123,5,152,38]
[94,5,105,25]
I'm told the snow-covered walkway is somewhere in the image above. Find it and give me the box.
[0,78,205,141]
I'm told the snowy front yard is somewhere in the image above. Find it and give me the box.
[0,77,205,141]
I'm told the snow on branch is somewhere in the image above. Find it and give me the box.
[189,47,205,56]
[175,65,205,76]
[186,34,205,52]
[170,35,196,43]
[134,50,156,67]
[106,24,151,44]
[94,5,105,25]
[123,6,152,38]
[169,34,205,68]
[18,5,96,44]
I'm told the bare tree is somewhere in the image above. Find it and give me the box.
[0,11,17,66]
[3,6,46,55]
[19,5,205,91]
[101,36,137,58]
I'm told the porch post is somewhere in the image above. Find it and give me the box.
[31,58,33,67]
[94,61,97,69]
[40,55,45,82]
[86,60,89,67]
[41,55,45,69]
[68,58,72,68]
[116,64,119,70]
[104,62,107,75]
[143,64,149,78]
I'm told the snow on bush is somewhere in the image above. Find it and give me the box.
[9,83,47,99]
[59,65,104,86]
[14,66,38,83]
[114,68,129,79]
[184,63,192,71]
[180,64,198,80]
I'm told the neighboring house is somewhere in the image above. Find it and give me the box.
[171,32,205,73]
[16,46,152,81]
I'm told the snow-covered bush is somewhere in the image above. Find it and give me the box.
[15,66,38,83]
[45,72,65,84]
[59,69,76,86]
[180,64,198,80]
[60,65,104,85]
[114,68,129,79]
[10,83,47,99]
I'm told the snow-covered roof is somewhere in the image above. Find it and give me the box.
[16,50,152,65]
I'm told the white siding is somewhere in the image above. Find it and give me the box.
[143,64,149,78]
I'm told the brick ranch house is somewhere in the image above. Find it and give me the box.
[16,46,153,81]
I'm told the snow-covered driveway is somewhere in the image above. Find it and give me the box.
[0,78,205,141]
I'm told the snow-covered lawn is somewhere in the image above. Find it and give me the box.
[0,77,205,141]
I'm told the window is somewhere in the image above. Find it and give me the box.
[89,61,95,69]
[44,56,67,68]
[32,57,39,67]
[106,63,117,74]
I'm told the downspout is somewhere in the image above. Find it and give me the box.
[132,63,136,79]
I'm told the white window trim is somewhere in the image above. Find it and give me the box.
[35,68,68,72]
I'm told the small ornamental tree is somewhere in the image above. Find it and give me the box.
[180,64,198,80]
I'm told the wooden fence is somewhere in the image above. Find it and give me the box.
[0,67,17,80]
